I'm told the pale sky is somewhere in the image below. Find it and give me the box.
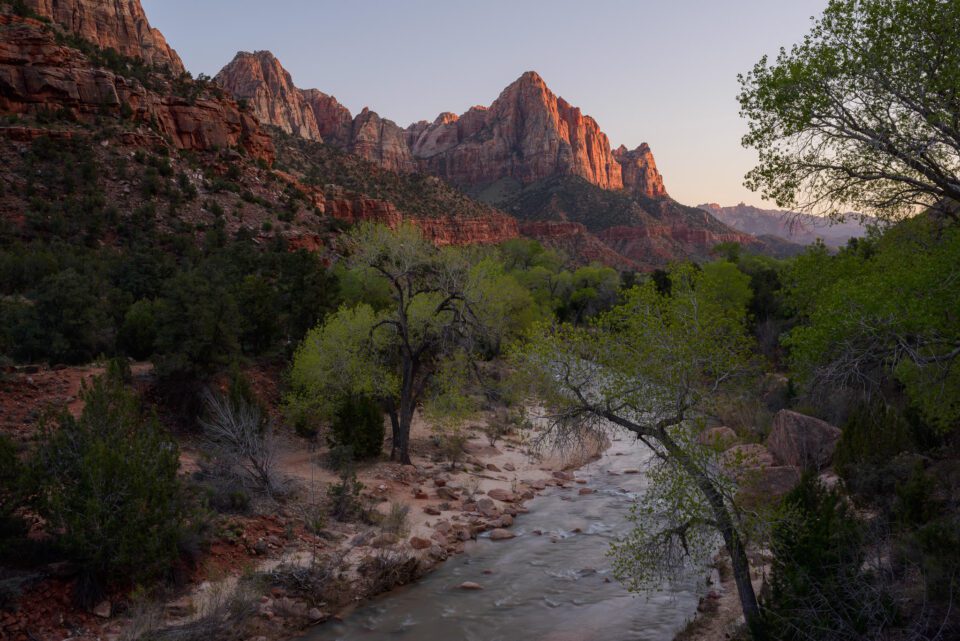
[144,0,827,209]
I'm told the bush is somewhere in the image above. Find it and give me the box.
[329,395,384,460]
[29,371,185,605]
[764,473,893,640]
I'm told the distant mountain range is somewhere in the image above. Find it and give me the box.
[698,203,868,248]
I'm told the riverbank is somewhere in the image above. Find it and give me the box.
[144,411,611,641]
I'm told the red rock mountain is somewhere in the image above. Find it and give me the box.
[24,0,185,74]
[409,71,627,190]
[216,51,417,174]
[215,55,667,199]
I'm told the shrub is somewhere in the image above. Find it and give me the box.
[764,474,894,640]
[327,446,364,521]
[30,371,185,605]
[199,386,286,499]
[329,395,384,460]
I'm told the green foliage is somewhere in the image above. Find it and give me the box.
[30,371,185,602]
[764,474,885,640]
[739,0,960,221]
[118,299,159,360]
[0,136,338,375]
[783,219,960,431]
[330,395,385,460]
[833,403,921,474]
[153,268,241,379]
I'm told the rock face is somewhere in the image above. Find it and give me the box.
[216,58,669,196]
[411,71,627,190]
[24,0,185,74]
[0,14,273,162]
[613,143,667,198]
[214,52,320,141]
[766,410,842,470]
[216,51,416,173]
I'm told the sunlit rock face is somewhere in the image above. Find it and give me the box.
[613,143,668,198]
[410,71,627,190]
[24,0,186,73]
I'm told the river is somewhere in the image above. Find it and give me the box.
[307,429,705,641]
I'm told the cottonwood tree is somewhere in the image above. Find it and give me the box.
[288,223,530,464]
[515,263,770,638]
[739,0,960,223]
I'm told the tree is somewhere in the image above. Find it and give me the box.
[30,367,185,604]
[289,224,525,464]
[739,0,960,223]
[514,262,769,638]
[784,217,960,430]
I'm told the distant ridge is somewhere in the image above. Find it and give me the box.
[699,203,868,248]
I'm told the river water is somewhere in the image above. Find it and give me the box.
[308,431,704,641]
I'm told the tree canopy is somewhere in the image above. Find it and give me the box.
[739,0,960,222]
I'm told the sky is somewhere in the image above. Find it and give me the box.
[143,0,828,209]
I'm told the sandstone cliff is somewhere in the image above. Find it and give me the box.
[213,51,321,141]
[24,0,185,73]
[0,13,273,161]
[411,71,626,190]
[216,50,415,173]
[214,56,672,199]
[613,143,667,198]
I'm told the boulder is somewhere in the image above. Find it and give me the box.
[767,410,841,470]
[459,582,484,590]
[489,528,515,541]
[409,536,432,550]
[487,488,515,502]
[476,498,500,518]
[739,465,802,504]
[436,486,460,501]
[722,444,775,470]
[503,462,516,472]
[698,426,738,449]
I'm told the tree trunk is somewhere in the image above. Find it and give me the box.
[659,432,767,640]
[395,355,416,465]
[387,407,400,461]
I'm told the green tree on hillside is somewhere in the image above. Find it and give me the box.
[739,0,960,222]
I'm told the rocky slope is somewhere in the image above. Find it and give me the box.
[23,0,185,73]
[699,202,868,248]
